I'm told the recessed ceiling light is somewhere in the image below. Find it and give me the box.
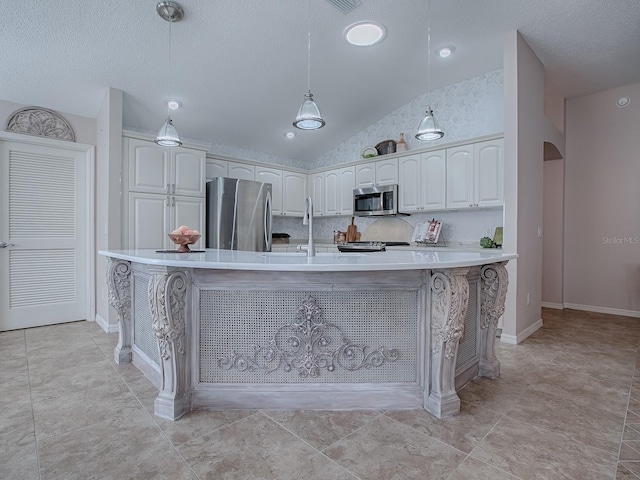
[437,46,455,58]
[285,131,295,139]
[617,96,630,107]
[166,98,182,110]
[344,22,386,46]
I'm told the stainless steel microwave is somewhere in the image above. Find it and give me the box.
[353,184,399,216]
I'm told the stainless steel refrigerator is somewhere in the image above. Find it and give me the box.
[206,177,272,252]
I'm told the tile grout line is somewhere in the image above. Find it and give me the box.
[22,329,43,480]
[616,352,640,476]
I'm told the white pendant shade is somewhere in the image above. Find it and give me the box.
[415,107,444,141]
[155,115,182,146]
[293,91,325,130]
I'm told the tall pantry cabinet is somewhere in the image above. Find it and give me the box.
[123,137,206,250]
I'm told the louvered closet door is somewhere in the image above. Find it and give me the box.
[1,142,87,331]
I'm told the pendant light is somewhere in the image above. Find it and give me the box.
[293,0,325,130]
[155,1,183,147]
[415,0,444,141]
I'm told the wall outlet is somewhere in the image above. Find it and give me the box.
[526,292,531,305]
[538,226,543,238]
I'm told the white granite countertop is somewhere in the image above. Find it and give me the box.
[99,248,517,272]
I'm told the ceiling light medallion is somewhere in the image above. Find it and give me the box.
[416,0,444,142]
[155,1,184,147]
[293,0,325,130]
[344,22,386,46]
[437,46,455,58]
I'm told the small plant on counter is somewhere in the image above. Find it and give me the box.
[479,236,494,248]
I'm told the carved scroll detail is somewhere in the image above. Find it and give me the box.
[106,258,132,363]
[148,271,187,361]
[430,270,470,359]
[218,295,399,378]
[6,107,75,141]
[480,262,509,330]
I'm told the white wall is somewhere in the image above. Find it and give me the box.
[315,71,504,170]
[564,82,640,316]
[95,88,123,331]
[542,159,564,307]
[502,31,545,343]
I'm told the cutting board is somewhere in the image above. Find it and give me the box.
[346,217,357,243]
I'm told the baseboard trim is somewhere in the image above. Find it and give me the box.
[541,302,563,310]
[562,303,640,318]
[500,319,543,345]
[95,314,119,334]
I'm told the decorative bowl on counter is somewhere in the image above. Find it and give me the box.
[168,233,201,253]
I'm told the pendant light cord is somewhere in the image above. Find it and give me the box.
[306,0,312,93]
[427,0,431,105]
[167,20,173,116]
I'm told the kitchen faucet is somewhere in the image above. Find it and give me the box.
[298,196,316,257]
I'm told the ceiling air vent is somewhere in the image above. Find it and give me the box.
[325,0,362,14]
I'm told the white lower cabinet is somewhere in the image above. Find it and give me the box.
[128,193,205,250]
[398,151,446,212]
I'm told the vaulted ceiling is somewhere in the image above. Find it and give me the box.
[2,0,639,160]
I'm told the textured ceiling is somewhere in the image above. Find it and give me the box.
[2,0,639,161]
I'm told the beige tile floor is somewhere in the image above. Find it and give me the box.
[1,308,638,479]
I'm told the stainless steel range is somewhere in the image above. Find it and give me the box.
[337,241,410,252]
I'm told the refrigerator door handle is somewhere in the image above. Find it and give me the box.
[265,190,272,252]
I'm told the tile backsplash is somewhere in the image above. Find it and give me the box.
[273,208,503,246]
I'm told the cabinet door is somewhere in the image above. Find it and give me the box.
[171,196,206,249]
[206,158,228,180]
[228,162,255,180]
[398,155,421,212]
[422,150,446,211]
[283,171,306,217]
[256,167,283,215]
[128,192,170,249]
[355,162,375,188]
[128,139,171,195]
[474,139,504,207]
[446,145,474,209]
[172,148,205,197]
[337,167,355,215]
[375,158,398,185]
[324,170,338,215]
[310,173,324,216]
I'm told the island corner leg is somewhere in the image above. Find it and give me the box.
[106,258,132,364]
[425,267,470,418]
[148,269,190,421]
[478,262,509,378]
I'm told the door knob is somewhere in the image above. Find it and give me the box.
[0,242,15,248]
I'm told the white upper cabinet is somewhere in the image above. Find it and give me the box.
[355,158,398,188]
[337,166,355,215]
[282,171,306,217]
[309,172,325,216]
[399,151,446,212]
[474,139,504,207]
[227,161,255,180]
[172,148,207,197]
[127,139,205,197]
[375,157,398,186]
[206,158,228,180]
[255,166,283,215]
[355,162,375,188]
[324,170,339,215]
[446,139,503,209]
[320,167,354,216]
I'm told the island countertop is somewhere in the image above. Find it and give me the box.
[99,248,517,272]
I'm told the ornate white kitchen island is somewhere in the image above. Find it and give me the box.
[101,248,516,421]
